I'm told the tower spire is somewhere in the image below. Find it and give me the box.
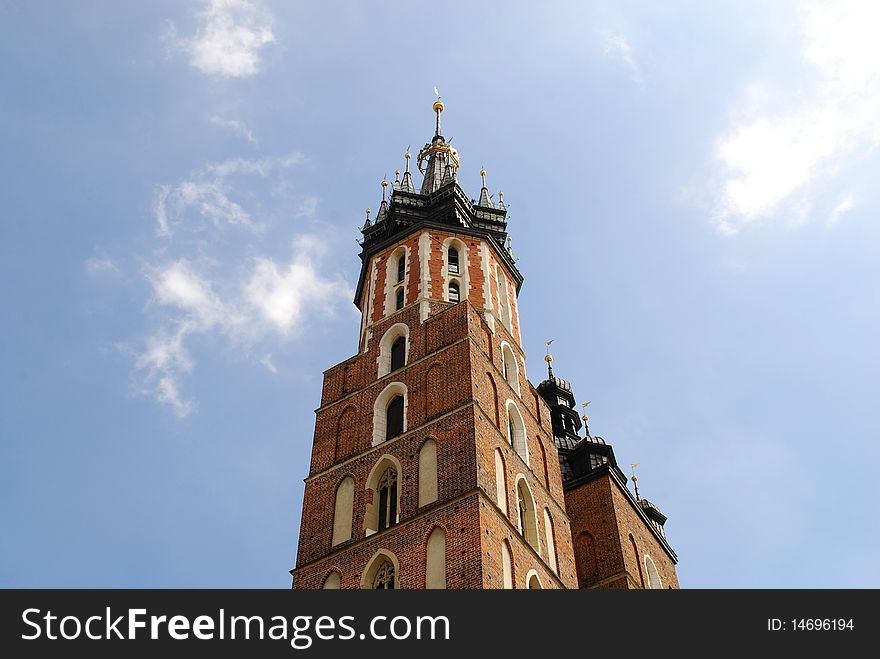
[630,464,641,500]
[418,95,460,194]
[433,87,443,137]
[376,178,389,222]
[478,168,494,207]
[400,149,415,193]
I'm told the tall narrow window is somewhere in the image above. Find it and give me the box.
[397,255,405,283]
[426,527,446,589]
[386,395,404,439]
[448,247,459,274]
[372,560,395,589]
[390,336,406,372]
[395,287,404,310]
[501,541,514,589]
[448,281,460,303]
[516,479,539,552]
[377,467,398,532]
[331,476,354,546]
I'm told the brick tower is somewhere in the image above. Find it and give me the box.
[290,99,678,589]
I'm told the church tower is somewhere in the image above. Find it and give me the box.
[290,99,678,589]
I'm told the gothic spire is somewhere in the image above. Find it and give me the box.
[400,150,415,193]
[478,168,494,208]
[417,95,460,195]
[376,178,389,222]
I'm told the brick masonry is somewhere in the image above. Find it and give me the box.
[291,228,678,589]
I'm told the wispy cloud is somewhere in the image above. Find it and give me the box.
[85,253,122,278]
[136,244,350,417]
[600,30,642,86]
[170,0,275,78]
[133,152,351,417]
[700,1,880,234]
[153,153,304,237]
[828,195,854,226]
[208,116,259,146]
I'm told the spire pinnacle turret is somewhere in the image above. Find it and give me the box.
[400,150,415,193]
[418,96,460,194]
[478,167,494,207]
[361,207,372,231]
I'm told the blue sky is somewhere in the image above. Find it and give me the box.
[2,1,878,588]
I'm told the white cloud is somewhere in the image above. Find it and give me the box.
[154,179,254,236]
[200,153,305,178]
[245,251,349,335]
[153,153,304,237]
[135,246,350,416]
[208,116,259,146]
[85,255,121,278]
[600,30,642,85]
[177,0,275,78]
[704,1,880,234]
[828,195,854,226]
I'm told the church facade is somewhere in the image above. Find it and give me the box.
[290,100,678,589]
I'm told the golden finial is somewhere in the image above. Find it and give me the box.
[498,191,504,201]
[433,86,444,113]
[581,401,591,424]
[480,167,487,188]
[630,464,641,499]
[394,169,400,182]
[365,208,371,220]
[544,340,554,377]
[381,177,388,201]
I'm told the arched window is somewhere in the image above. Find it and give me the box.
[377,467,398,532]
[322,571,341,589]
[365,456,402,534]
[507,401,529,465]
[377,324,409,378]
[448,281,460,303]
[426,527,446,589]
[331,476,354,546]
[395,287,405,311]
[361,550,399,589]
[501,541,514,589]
[397,254,405,283]
[390,336,406,372]
[501,343,520,395]
[448,247,459,275]
[516,478,539,553]
[645,555,663,589]
[373,560,395,589]
[630,534,646,588]
[386,395,404,440]
[575,531,598,587]
[494,449,507,515]
[372,383,407,446]
[543,508,557,574]
[527,572,542,589]
[418,440,438,507]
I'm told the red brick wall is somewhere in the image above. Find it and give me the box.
[565,475,679,589]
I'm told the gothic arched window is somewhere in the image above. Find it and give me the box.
[448,281,460,303]
[390,336,406,372]
[377,467,398,532]
[397,255,405,283]
[386,395,404,440]
[372,560,395,589]
[448,247,459,275]
[516,479,539,552]
[395,287,405,311]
